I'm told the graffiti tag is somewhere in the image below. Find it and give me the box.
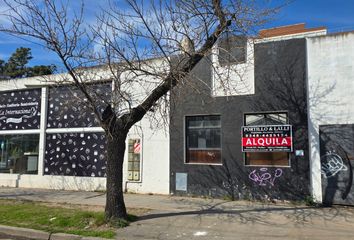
[321,151,348,178]
[249,168,283,186]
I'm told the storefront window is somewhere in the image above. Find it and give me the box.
[185,115,221,164]
[0,134,39,174]
[244,112,289,166]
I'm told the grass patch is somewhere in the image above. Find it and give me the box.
[303,195,318,206]
[0,199,139,239]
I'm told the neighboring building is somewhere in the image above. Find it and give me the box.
[0,23,353,206]
[170,24,313,200]
[307,31,354,205]
[170,24,354,205]
[0,64,170,194]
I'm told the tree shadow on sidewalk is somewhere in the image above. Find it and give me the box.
[137,203,354,226]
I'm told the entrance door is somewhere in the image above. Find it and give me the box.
[320,124,354,205]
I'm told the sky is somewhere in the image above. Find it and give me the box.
[0,0,353,68]
[266,0,354,32]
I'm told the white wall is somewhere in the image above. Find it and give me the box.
[1,174,107,191]
[115,58,170,194]
[257,29,327,43]
[123,121,170,194]
[0,76,45,90]
[307,32,354,202]
[210,31,328,98]
[211,39,255,96]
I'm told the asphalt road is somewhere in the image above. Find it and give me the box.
[0,232,33,240]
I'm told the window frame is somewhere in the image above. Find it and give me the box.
[218,34,248,66]
[184,114,222,165]
[243,110,291,168]
[0,133,40,174]
[127,138,143,183]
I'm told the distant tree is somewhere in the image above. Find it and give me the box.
[0,60,4,75]
[3,47,32,78]
[28,65,56,77]
[0,47,55,79]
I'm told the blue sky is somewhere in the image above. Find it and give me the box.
[267,0,354,32]
[0,0,353,68]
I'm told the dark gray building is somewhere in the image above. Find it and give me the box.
[170,35,310,201]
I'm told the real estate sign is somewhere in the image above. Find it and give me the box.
[241,125,293,152]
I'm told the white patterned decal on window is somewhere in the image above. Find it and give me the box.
[44,132,107,177]
[0,89,41,130]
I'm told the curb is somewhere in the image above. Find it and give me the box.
[0,225,49,239]
[0,225,106,240]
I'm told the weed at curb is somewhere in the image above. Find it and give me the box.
[303,195,319,206]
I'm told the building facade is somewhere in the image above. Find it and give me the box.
[0,24,353,205]
[0,70,170,194]
[170,25,354,205]
[170,36,310,201]
[307,32,354,205]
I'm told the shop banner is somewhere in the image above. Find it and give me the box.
[241,125,293,152]
[0,89,41,130]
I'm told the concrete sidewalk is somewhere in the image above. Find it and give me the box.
[1,187,354,240]
[0,187,280,212]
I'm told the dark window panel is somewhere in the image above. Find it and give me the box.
[185,115,221,164]
[0,89,41,130]
[47,83,111,128]
[0,134,39,174]
[44,132,107,177]
[218,35,247,66]
[186,150,221,164]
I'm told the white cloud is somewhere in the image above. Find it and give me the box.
[0,0,29,28]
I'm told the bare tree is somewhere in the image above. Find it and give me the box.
[0,0,280,221]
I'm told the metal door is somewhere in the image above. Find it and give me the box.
[320,124,354,205]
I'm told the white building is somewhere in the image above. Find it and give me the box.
[0,63,170,194]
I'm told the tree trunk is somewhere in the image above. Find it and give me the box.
[105,131,128,220]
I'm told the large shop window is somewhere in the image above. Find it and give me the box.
[0,134,39,174]
[244,112,289,166]
[185,115,221,164]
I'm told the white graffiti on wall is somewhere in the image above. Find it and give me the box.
[249,168,283,186]
[321,151,348,178]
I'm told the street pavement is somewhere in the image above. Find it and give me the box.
[1,187,354,239]
[0,232,31,240]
